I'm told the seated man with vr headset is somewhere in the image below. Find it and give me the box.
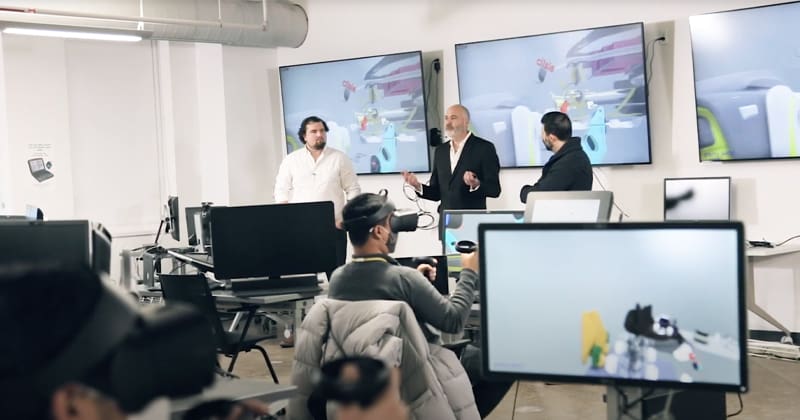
[290,192,510,419]
[0,264,269,420]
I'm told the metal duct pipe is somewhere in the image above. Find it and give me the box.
[0,0,308,48]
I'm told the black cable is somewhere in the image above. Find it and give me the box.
[774,234,800,247]
[645,37,665,98]
[402,182,437,230]
[592,169,629,219]
[510,381,520,420]
[727,392,744,417]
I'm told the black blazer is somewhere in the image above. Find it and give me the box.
[419,134,501,211]
[519,138,592,203]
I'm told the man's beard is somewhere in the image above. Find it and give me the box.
[543,139,552,152]
[309,140,326,150]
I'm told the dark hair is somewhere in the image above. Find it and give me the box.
[540,111,572,141]
[297,116,330,144]
[0,264,103,418]
[342,193,391,246]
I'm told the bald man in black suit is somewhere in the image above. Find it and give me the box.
[402,104,501,212]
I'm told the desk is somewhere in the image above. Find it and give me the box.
[214,286,326,334]
[170,378,296,419]
[746,244,800,344]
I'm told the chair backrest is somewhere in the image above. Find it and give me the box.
[159,273,226,349]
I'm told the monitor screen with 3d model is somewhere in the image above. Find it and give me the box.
[478,222,747,392]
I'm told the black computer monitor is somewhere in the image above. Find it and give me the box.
[0,220,91,267]
[478,222,747,393]
[664,177,731,221]
[91,223,112,276]
[441,210,525,275]
[185,206,202,246]
[209,202,337,280]
[396,255,448,295]
[167,196,180,241]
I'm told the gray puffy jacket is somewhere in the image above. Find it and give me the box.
[287,299,479,420]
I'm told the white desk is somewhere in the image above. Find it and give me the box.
[746,243,800,344]
[170,378,296,419]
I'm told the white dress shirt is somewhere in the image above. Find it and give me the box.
[274,146,361,221]
[449,132,471,173]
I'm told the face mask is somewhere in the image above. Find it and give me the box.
[386,231,398,253]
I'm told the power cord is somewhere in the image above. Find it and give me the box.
[402,181,438,230]
[774,234,800,247]
[726,392,743,417]
[592,169,630,220]
[646,36,666,97]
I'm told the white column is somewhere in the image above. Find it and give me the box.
[194,43,231,205]
[0,34,12,214]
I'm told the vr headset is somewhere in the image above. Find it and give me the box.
[308,356,391,416]
[0,279,217,413]
[342,192,418,233]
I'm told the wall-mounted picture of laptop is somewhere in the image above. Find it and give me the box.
[28,158,54,182]
[442,210,525,275]
[523,191,614,223]
[664,177,731,221]
[396,255,449,295]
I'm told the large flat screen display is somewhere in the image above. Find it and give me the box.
[456,22,652,167]
[279,51,430,174]
[690,2,800,162]
[478,222,747,392]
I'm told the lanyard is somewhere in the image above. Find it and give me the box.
[351,256,390,264]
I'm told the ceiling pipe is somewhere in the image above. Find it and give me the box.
[0,0,307,48]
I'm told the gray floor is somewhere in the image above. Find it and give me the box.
[231,338,800,419]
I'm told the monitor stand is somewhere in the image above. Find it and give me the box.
[606,386,726,420]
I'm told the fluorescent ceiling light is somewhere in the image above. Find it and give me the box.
[2,27,142,42]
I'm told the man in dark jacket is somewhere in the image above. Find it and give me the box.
[402,104,501,211]
[519,111,592,202]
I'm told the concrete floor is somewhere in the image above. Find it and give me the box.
[229,338,799,419]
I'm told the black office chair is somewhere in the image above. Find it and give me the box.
[159,273,279,383]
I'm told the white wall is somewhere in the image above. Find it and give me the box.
[272,0,800,332]
[1,0,797,332]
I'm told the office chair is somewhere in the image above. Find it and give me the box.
[159,273,279,383]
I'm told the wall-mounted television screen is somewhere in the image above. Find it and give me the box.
[690,2,800,162]
[455,22,652,167]
[279,51,430,175]
[479,222,747,392]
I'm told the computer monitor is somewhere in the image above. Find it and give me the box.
[167,196,180,241]
[396,255,449,295]
[209,202,337,280]
[441,210,524,276]
[523,191,613,222]
[185,206,202,246]
[478,222,747,392]
[0,220,91,267]
[91,223,112,276]
[664,177,731,221]
[25,205,43,220]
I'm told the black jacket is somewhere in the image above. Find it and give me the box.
[519,137,592,203]
[419,134,501,211]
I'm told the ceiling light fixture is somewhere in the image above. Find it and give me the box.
[2,27,142,42]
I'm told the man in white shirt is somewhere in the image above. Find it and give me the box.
[275,115,361,261]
